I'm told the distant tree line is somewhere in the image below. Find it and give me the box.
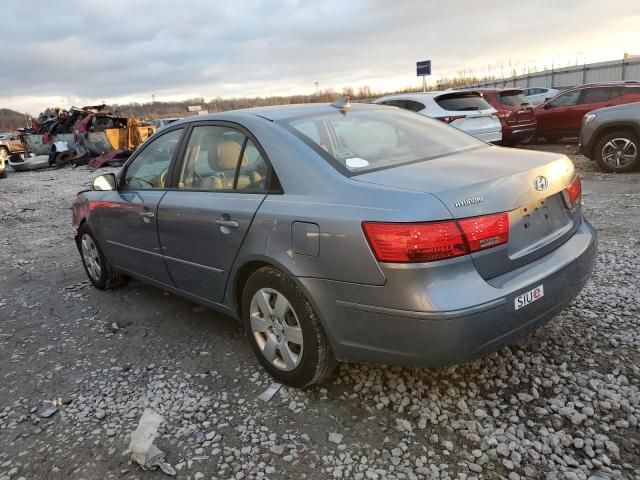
[0,75,495,130]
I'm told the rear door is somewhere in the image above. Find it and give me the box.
[571,87,615,128]
[497,90,534,125]
[97,127,185,284]
[157,123,270,302]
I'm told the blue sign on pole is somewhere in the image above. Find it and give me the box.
[417,60,431,76]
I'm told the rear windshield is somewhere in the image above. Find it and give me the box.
[435,93,492,112]
[498,91,530,107]
[282,107,486,175]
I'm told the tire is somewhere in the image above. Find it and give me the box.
[594,130,640,173]
[77,224,127,290]
[242,266,338,387]
[0,169,6,179]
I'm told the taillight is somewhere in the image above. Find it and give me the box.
[362,221,467,262]
[457,213,509,252]
[562,175,581,209]
[436,115,465,124]
[362,213,509,263]
[496,109,512,119]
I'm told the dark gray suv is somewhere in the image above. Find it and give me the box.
[579,102,640,172]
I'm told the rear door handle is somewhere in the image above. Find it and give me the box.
[215,219,239,228]
[139,211,155,219]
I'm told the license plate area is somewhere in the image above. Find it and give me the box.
[515,284,544,310]
[508,194,571,260]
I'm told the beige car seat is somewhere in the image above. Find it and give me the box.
[204,141,262,190]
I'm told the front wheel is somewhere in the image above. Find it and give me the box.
[594,131,640,172]
[242,267,337,387]
[77,224,127,290]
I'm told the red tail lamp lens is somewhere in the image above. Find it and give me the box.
[363,213,509,263]
[563,175,581,209]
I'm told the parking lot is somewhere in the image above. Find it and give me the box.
[0,142,638,479]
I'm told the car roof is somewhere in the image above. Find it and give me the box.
[173,102,383,123]
[566,81,640,90]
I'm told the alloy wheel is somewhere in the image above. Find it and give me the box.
[249,288,304,371]
[601,137,637,169]
[81,234,102,281]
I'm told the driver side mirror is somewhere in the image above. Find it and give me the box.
[92,173,117,191]
[542,103,552,110]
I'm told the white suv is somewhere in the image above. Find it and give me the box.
[523,87,559,106]
[374,91,502,143]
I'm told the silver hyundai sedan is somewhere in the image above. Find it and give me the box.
[72,102,597,387]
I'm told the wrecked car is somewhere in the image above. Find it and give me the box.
[0,132,26,163]
[24,105,156,160]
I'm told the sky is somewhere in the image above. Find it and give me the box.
[1,0,639,115]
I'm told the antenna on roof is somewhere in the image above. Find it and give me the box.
[330,95,351,111]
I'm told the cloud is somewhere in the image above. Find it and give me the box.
[1,0,639,114]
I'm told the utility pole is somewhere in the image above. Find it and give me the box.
[151,94,156,118]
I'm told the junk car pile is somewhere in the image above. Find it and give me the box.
[6,105,156,172]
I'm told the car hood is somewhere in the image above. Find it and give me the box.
[588,101,640,116]
[352,146,576,218]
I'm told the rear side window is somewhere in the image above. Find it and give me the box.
[405,100,426,112]
[498,91,530,107]
[435,93,492,112]
[284,107,485,175]
[177,125,268,192]
[380,99,425,112]
[580,87,611,104]
[619,86,640,96]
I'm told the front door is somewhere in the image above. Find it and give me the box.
[97,127,185,285]
[537,89,582,136]
[157,124,270,302]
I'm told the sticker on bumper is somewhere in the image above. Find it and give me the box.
[514,285,544,310]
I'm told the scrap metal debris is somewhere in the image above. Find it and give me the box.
[257,382,282,402]
[129,409,176,476]
[37,398,63,418]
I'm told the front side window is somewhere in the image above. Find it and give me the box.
[178,125,268,191]
[285,107,486,175]
[549,90,581,108]
[123,128,183,190]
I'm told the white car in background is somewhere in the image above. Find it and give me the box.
[523,87,559,106]
[373,91,502,143]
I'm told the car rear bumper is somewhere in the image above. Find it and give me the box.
[503,125,536,143]
[299,217,597,367]
[474,130,502,144]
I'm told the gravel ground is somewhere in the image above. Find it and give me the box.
[0,143,638,480]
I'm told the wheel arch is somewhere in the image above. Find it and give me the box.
[227,256,342,366]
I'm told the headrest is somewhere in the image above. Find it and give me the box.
[209,141,248,171]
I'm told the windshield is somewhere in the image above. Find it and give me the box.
[283,107,487,175]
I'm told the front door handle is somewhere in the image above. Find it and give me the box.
[139,211,155,219]
[215,218,239,228]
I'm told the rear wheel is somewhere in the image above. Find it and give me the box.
[242,266,337,387]
[594,131,640,172]
[77,224,127,290]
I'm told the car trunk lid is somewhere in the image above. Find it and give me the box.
[353,146,580,279]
